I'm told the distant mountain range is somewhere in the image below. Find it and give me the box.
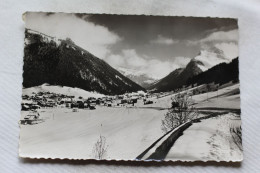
[148,49,237,92]
[23,29,144,95]
[118,67,157,89]
[23,29,238,95]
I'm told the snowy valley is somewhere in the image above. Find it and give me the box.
[20,14,241,162]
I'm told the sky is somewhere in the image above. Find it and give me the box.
[25,12,238,79]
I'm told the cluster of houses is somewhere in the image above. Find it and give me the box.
[20,81,237,126]
[21,92,71,111]
[21,81,236,111]
[21,90,152,111]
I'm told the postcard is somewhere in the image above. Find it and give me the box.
[19,12,242,161]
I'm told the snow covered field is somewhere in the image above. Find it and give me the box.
[19,83,241,160]
[193,83,240,110]
[19,107,167,160]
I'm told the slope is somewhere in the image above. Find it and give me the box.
[23,29,144,95]
[149,48,237,92]
[148,59,202,92]
[186,57,239,86]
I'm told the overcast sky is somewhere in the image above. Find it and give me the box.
[25,12,238,79]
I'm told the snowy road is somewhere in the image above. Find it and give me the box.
[165,113,243,161]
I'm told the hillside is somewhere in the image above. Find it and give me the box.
[149,48,236,92]
[186,57,239,86]
[148,59,202,92]
[23,29,144,95]
[192,48,230,71]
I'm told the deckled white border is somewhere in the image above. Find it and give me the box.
[1,0,260,172]
[19,12,241,162]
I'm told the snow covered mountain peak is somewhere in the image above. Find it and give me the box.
[118,67,157,89]
[25,29,62,46]
[193,48,230,71]
[118,67,144,76]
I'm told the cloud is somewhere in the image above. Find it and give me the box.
[214,42,239,59]
[187,29,238,45]
[150,35,179,45]
[200,29,238,43]
[144,59,181,79]
[25,12,121,59]
[105,49,190,79]
[105,54,125,67]
[172,56,191,67]
[25,13,237,80]
[185,29,238,60]
[106,49,146,68]
[122,49,147,67]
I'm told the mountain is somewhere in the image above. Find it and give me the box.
[118,67,157,89]
[192,48,230,71]
[186,57,239,86]
[148,59,202,92]
[148,48,235,92]
[23,29,144,95]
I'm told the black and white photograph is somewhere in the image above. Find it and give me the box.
[19,12,242,161]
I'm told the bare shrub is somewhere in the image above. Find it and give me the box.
[161,93,198,133]
[230,121,243,151]
[92,135,108,159]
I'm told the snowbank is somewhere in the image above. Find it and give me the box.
[140,122,192,160]
[165,113,243,161]
[23,84,105,98]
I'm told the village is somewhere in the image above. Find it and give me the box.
[20,81,235,125]
[19,80,241,160]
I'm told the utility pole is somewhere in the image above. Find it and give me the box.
[216,84,219,99]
